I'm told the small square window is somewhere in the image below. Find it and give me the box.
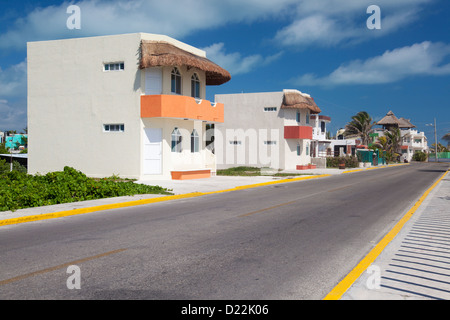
[104,62,125,72]
[104,124,124,132]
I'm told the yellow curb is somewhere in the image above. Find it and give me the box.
[202,174,331,195]
[0,174,331,227]
[0,193,204,227]
[323,169,449,300]
[342,163,408,174]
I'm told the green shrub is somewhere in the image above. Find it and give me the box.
[326,156,359,168]
[0,166,171,212]
[412,151,427,162]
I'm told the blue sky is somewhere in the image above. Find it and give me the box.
[1,0,449,144]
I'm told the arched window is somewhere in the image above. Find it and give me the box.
[191,73,200,98]
[191,129,199,153]
[171,127,182,152]
[171,67,181,94]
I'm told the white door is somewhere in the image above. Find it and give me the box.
[145,67,162,95]
[143,128,162,175]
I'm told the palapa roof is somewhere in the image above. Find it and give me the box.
[377,111,416,128]
[139,40,231,86]
[280,90,321,114]
[376,111,400,125]
[398,117,415,128]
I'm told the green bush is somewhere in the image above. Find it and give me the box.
[326,156,359,168]
[0,159,27,174]
[412,151,427,162]
[0,166,171,212]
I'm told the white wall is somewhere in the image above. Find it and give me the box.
[28,33,143,178]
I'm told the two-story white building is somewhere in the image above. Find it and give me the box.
[27,33,230,180]
[214,90,322,170]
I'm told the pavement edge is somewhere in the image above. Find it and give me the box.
[323,168,449,300]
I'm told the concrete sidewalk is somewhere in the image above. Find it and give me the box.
[340,170,450,300]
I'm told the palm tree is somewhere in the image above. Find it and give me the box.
[384,127,401,156]
[372,128,402,163]
[344,111,376,146]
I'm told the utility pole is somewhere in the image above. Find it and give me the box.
[434,118,438,163]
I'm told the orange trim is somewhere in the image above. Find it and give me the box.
[141,95,224,123]
[171,169,211,180]
[284,126,313,139]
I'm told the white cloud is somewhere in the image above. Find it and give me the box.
[275,0,432,47]
[203,43,282,75]
[0,99,26,131]
[0,0,298,50]
[293,41,450,86]
[0,60,27,99]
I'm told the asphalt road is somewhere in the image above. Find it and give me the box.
[0,162,448,300]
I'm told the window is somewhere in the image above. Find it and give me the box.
[191,73,200,98]
[171,67,182,94]
[104,124,124,132]
[264,141,277,145]
[296,111,301,123]
[306,111,310,124]
[171,127,182,152]
[191,129,199,153]
[104,62,124,71]
[264,107,277,112]
[297,143,301,156]
[306,142,310,156]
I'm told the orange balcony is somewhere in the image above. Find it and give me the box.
[284,126,313,139]
[141,95,224,123]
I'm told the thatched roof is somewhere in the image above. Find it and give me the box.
[139,40,231,86]
[398,117,415,128]
[376,111,400,125]
[280,90,321,114]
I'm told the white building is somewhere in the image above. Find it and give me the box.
[310,115,332,158]
[400,129,428,161]
[27,33,230,180]
[214,90,322,170]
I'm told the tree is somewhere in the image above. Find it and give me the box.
[442,132,450,142]
[372,128,402,163]
[344,111,376,146]
[431,143,448,153]
[384,128,402,156]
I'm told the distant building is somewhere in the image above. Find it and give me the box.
[5,134,27,150]
[214,90,323,170]
[375,110,428,162]
[310,115,332,158]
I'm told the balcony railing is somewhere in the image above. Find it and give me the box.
[141,95,224,123]
[284,126,313,140]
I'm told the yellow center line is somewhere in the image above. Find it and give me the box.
[0,248,127,286]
